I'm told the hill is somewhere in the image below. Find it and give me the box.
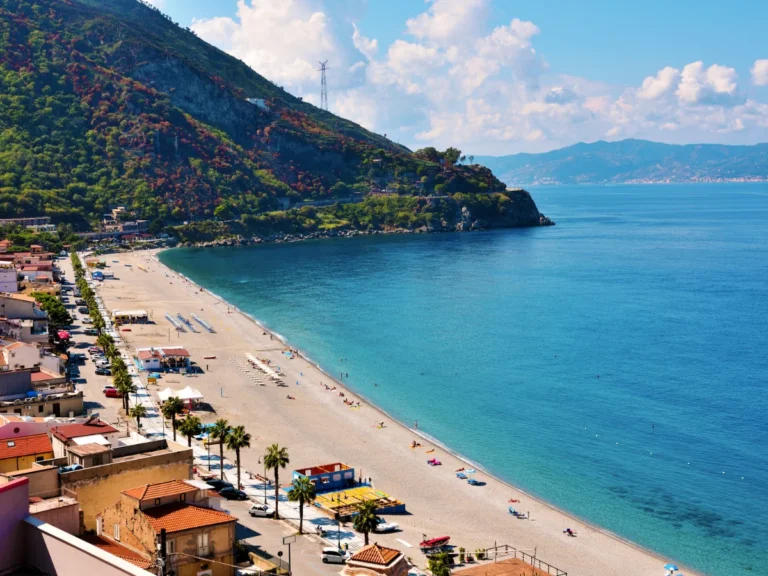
[475,139,768,186]
[0,0,540,233]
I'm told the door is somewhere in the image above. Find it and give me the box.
[52,403,61,417]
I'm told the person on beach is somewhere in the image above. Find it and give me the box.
[414,420,418,429]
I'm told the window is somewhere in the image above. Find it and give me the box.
[96,518,103,536]
[167,539,175,555]
[35,456,44,462]
[6,441,15,448]
[155,498,161,506]
[180,493,186,502]
[114,524,120,541]
[38,405,43,413]
[197,532,209,556]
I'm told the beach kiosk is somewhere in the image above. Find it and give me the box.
[112,309,148,325]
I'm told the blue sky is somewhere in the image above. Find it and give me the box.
[148,0,768,154]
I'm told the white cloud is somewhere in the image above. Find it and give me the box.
[752,60,768,86]
[352,24,378,60]
[637,66,679,100]
[675,61,740,106]
[189,0,768,154]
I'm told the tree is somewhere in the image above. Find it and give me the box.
[468,155,474,165]
[97,333,114,350]
[443,147,462,167]
[414,147,442,164]
[264,444,290,519]
[161,397,184,442]
[427,552,452,576]
[129,404,147,429]
[287,476,316,534]
[113,371,135,412]
[225,425,251,490]
[210,419,231,481]
[352,500,380,545]
[31,293,71,327]
[177,415,202,447]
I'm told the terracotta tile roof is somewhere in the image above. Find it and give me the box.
[162,347,190,357]
[31,371,59,382]
[123,479,198,502]
[137,349,161,361]
[51,420,118,441]
[0,433,52,460]
[80,535,153,569]
[1,292,36,302]
[141,502,236,533]
[349,544,403,566]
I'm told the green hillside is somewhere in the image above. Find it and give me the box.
[0,0,508,230]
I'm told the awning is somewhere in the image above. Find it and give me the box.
[58,331,70,339]
[158,386,203,402]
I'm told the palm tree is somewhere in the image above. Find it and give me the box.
[177,415,202,447]
[129,404,147,429]
[264,444,290,519]
[209,419,231,480]
[113,371,134,412]
[97,333,113,350]
[352,499,380,545]
[287,476,316,534]
[161,396,184,441]
[225,425,251,490]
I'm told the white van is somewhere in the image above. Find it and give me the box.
[321,547,350,564]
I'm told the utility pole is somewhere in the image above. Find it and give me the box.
[318,60,329,111]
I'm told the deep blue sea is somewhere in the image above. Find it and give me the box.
[160,184,768,576]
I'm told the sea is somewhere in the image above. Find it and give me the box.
[160,184,768,576]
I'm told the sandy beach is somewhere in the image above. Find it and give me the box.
[92,247,694,576]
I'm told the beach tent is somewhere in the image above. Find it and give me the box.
[177,386,204,401]
[157,387,177,403]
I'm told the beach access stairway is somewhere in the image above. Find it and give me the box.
[484,544,567,576]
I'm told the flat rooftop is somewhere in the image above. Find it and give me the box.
[454,558,550,576]
[29,496,78,514]
[112,447,174,463]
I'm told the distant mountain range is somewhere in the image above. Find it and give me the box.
[475,139,768,186]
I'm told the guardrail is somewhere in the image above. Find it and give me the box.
[484,544,567,576]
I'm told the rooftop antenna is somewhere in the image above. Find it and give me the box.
[318,60,329,111]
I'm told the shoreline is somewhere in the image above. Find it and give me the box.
[98,246,696,576]
[152,247,689,573]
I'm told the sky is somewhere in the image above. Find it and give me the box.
[146,0,768,155]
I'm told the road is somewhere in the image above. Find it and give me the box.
[61,254,343,576]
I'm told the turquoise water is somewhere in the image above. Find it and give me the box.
[160,184,768,575]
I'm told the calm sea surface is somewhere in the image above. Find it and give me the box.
[161,184,768,575]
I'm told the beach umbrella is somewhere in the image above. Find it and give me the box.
[664,565,679,571]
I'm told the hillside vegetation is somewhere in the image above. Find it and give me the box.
[0,0,517,231]
[476,139,768,186]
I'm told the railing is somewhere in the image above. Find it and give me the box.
[484,544,567,576]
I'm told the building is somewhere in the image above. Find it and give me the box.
[97,480,237,576]
[0,292,49,343]
[0,216,51,228]
[0,433,54,472]
[136,346,191,371]
[0,370,82,418]
[58,438,193,530]
[0,239,11,253]
[112,309,149,324]
[292,462,356,492]
[342,544,409,576]
[67,442,114,468]
[0,262,17,293]
[0,339,66,375]
[0,476,153,576]
[50,419,121,458]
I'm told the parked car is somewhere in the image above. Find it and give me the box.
[248,504,274,518]
[95,368,112,376]
[321,548,351,564]
[373,517,399,533]
[104,388,123,398]
[84,328,99,336]
[205,479,233,492]
[82,318,93,324]
[88,347,103,355]
[76,299,87,306]
[95,359,111,368]
[78,307,88,314]
[218,487,248,501]
[102,385,116,392]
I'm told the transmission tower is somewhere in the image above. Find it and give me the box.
[318,60,329,111]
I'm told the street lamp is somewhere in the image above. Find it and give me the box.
[336,493,342,550]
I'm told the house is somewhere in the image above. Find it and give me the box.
[67,443,114,468]
[0,239,11,253]
[0,340,66,375]
[292,462,356,492]
[0,262,17,293]
[0,433,53,473]
[136,347,191,371]
[342,544,409,576]
[0,476,153,576]
[97,480,237,576]
[50,419,120,458]
[58,438,193,530]
[0,292,49,343]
